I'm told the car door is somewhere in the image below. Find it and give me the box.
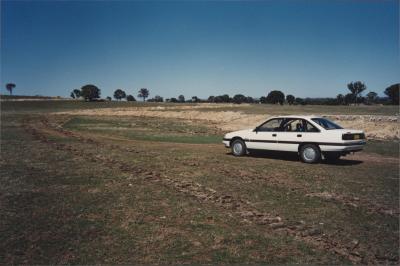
[301,119,321,142]
[273,118,302,152]
[277,118,320,152]
[245,118,284,151]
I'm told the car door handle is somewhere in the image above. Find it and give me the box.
[272,134,277,137]
[297,134,302,137]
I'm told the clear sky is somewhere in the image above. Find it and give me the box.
[1,0,399,99]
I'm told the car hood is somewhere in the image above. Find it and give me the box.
[224,129,253,138]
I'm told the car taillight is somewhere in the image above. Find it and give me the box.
[342,133,365,140]
[342,134,352,140]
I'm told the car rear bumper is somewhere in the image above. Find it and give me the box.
[320,140,366,152]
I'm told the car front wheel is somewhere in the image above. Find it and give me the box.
[300,144,321,163]
[231,139,246,156]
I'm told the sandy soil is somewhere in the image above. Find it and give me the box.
[56,106,399,140]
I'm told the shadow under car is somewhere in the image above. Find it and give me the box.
[230,149,363,165]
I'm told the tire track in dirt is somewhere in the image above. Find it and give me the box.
[305,192,399,216]
[215,167,399,217]
[22,118,398,264]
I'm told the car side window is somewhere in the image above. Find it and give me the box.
[304,120,319,132]
[282,119,304,132]
[257,118,283,132]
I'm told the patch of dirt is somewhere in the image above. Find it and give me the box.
[351,153,399,164]
[215,163,399,217]
[306,192,399,216]
[332,118,399,140]
[56,107,261,130]
[146,103,251,110]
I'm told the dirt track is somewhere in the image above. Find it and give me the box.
[56,106,400,140]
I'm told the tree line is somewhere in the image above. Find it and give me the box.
[3,81,399,105]
[70,82,399,105]
[70,85,151,102]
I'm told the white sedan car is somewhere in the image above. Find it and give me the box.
[223,115,366,163]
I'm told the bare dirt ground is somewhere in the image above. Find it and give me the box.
[57,104,400,140]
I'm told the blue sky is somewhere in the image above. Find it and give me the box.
[1,0,399,98]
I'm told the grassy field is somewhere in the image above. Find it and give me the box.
[1,101,399,264]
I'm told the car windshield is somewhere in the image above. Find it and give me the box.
[311,118,343,130]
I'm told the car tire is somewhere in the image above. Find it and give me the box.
[231,139,246,156]
[300,144,321,163]
[324,153,341,161]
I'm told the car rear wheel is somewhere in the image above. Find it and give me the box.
[231,139,246,156]
[300,144,321,163]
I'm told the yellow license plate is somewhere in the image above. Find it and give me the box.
[354,135,360,139]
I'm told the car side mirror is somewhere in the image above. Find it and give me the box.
[253,127,259,133]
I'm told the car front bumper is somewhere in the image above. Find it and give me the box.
[222,138,230,148]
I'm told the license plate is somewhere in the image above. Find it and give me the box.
[354,134,360,139]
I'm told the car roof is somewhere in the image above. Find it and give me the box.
[270,115,322,120]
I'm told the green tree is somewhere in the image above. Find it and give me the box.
[126,95,136,101]
[106,96,112,101]
[259,96,267,104]
[169,97,178,103]
[233,94,246,104]
[80,84,100,101]
[114,89,126,101]
[246,96,254,103]
[214,96,222,103]
[266,90,285,105]
[295,97,306,105]
[191,96,199,103]
[178,95,185,103]
[344,93,355,105]
[70,92,75,99]
[347,81,366,105]
[5,83,16,95]
[384,83,399,105]
[221,94,230,103]
[336,94,344,105]
[138,88,149,101]
[366,91,378,105]
[73,89,81,99]
[214,94,230,103]
[286,94,295,105]
[154,95,163,102]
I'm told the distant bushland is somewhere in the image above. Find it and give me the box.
[61,81,400,105]
[1,94,56,100]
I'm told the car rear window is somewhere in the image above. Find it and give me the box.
[311,118,343,130]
